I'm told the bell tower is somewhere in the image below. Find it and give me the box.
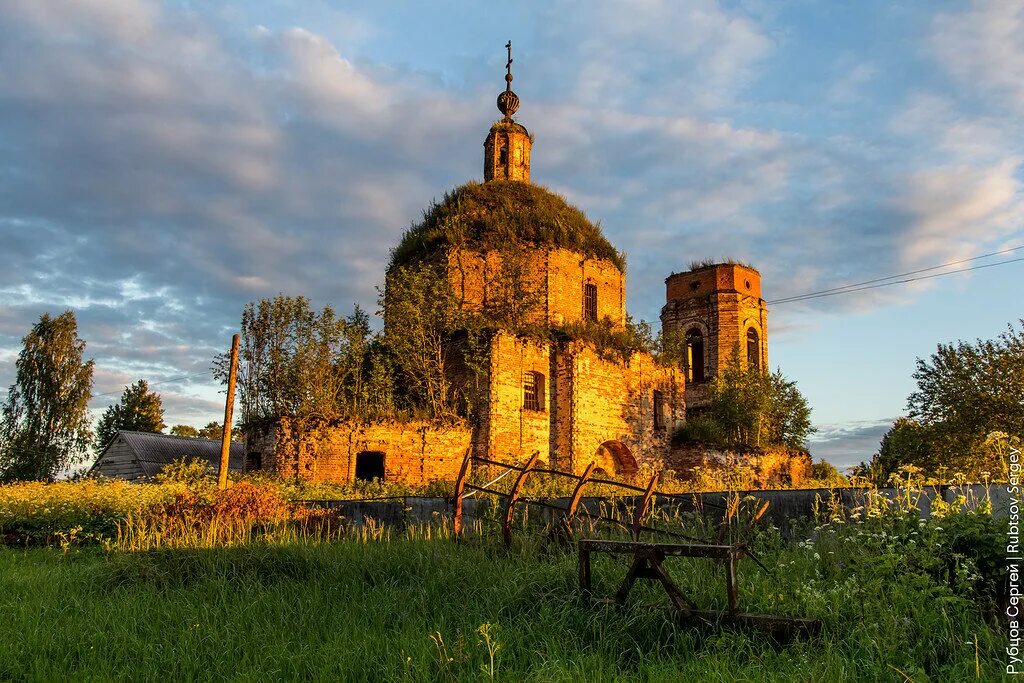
[661,262,769,411]
[484,41,531,183]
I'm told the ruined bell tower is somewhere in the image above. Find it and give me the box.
[661,262,769,412]
[484,41,531,183]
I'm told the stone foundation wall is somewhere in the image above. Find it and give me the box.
[667,443,812,488]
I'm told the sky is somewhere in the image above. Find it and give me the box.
[0,0,1022,470]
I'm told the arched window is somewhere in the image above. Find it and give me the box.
[355,451,385,481]
[747,328,760,370]
[583,283,598,321]
[685,328,705,383]
[523,371,546,412]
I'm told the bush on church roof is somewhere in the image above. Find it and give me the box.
[389,180,625,271]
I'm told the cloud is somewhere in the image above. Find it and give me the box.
[1,0,1021,434]
[808,418,895,471]
[931,1,1024,112]
[542,0,773,114]
[0,0,478,412]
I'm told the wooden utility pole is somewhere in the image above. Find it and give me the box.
[217,333,240,490]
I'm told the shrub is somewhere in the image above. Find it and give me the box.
[154,459,215,489]
[672,415,726,447]
[809,460,848,488]
[212,482,289,525]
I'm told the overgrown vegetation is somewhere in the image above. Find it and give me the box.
[865,320,1024,482]
[673,352,814,450]
[389,180,625,271]
[684,257,756,272]
[0,473,1010,680]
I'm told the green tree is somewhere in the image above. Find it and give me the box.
[869,417,938,482]
[197,421,241,442]
[95,380,166,447]
[382,263,460,420]
[170,424,200,438]
[224,295,349,426]
[0,311,94,481]
[675,352,814,450]
[869,321,1024,480]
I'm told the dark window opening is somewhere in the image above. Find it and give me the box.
[747,328,760,370]
[653,390,665,431]
[355,451,385,481]
[523,371,546,412]
[685,328,705,383]
[499,147,508,165]
[584,283,598,321]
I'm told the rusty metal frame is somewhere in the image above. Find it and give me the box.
[562,462,596,535]
[451,454,729,545]
[631,474,658,541]
[452,449,472,537]
[502,452,540,547]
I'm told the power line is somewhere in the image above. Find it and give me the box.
[92,370,215,399]
[769,245,1024,305]
[770,255,1024,306]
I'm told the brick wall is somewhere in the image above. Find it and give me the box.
[563,342,684,475]
[661,263,768,409]
[447,247,625,329]
[248,418,471,485]
[481,332,685,476]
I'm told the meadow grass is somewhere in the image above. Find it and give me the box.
[0,507,1011,682]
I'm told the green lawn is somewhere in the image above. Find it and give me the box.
[0,525,1009,682]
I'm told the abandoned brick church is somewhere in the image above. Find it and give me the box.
[247,52,769,484]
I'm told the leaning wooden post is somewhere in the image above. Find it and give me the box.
[217,333,240,491]
[725,546,740,617]
[502,451,540,548]
[631,474,659,541]
[452,449,472,538]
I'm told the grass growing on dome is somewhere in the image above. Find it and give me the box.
[389,181,626,271]
[684,258,757,272]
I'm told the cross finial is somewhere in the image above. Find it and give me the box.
[496,40,520,121]
[504,40,513,91]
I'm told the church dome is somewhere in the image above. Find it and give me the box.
[388,180,625,271]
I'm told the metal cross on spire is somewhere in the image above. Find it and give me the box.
[496,40,520,120]
[505,40,514,91]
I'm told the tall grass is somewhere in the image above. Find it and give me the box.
[0,501,1010,681]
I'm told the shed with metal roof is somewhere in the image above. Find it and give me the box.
[91,430,244,481]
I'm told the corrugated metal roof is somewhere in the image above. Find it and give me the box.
[111,430,245,478]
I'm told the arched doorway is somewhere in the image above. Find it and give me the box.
[593,441,638,479]
[354,451,385,482]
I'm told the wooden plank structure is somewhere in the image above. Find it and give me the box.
[451,451,821,639]
[579,539,821,640]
